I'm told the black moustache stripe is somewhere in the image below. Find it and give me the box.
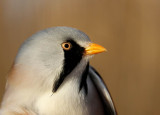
[52,39,85,92]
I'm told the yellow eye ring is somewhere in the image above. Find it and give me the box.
[61,42,72,50]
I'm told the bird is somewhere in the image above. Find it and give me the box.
[0,27,117,115]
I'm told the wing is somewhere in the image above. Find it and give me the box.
[89,66,117,115]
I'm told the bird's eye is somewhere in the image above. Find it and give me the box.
[61,42,72,50]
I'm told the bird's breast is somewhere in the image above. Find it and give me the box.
[35,80,87,115]
[35,76,104,115]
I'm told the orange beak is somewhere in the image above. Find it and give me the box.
[84,43,107,55]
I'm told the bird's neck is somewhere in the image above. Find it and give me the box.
[54,59,89,94]
[7,58,89,95]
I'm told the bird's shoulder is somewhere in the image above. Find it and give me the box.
[88,66,117,115]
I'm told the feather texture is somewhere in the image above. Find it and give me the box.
[89,66,117,115]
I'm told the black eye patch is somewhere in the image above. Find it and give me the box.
[53,39,85,92]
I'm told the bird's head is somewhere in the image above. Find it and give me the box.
[11,27,106,92]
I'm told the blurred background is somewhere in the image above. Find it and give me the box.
[0,0,160,115]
